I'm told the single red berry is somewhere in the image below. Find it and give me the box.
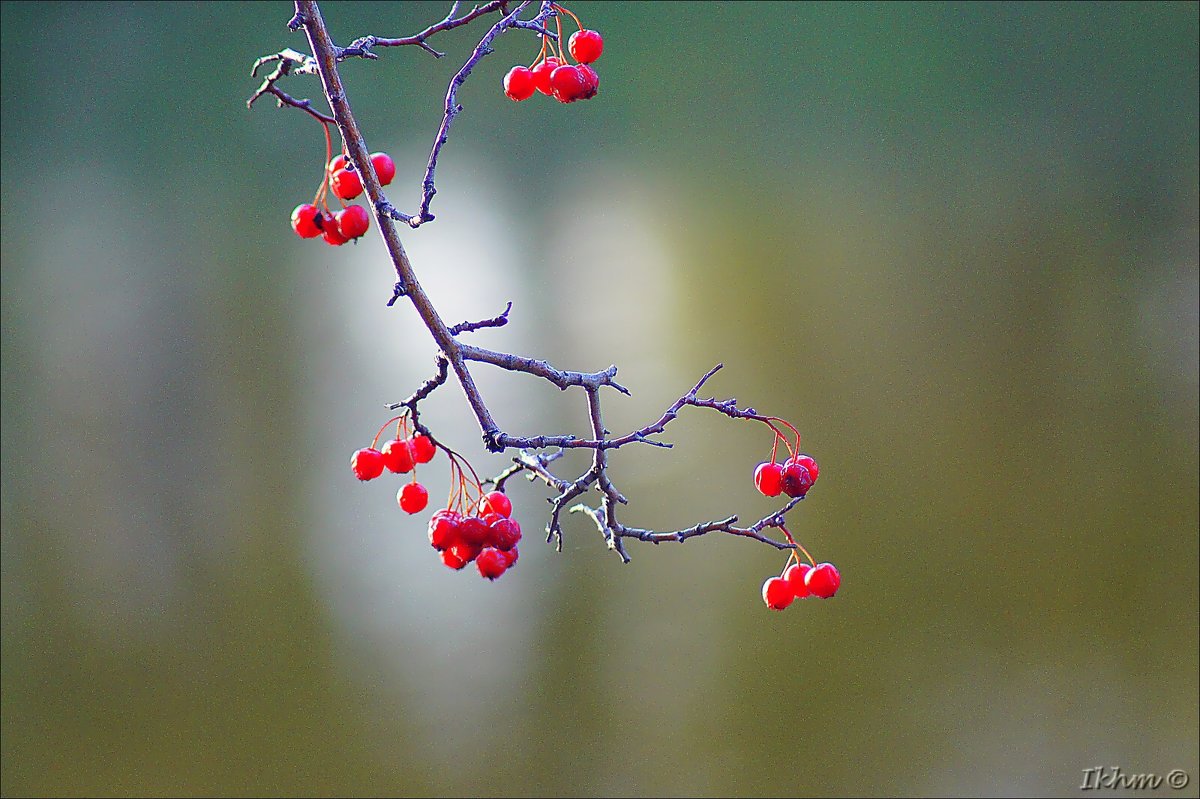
[568,29,604,63]
[291,203,323,238]
[336,205,370,239]
[380,439,414,474]
[428,510,462,551]
[398,482,429,514]
[792,454,819,484]
[489,517,522,551]
[503,65,537,101]
[440,548,467,570]
[780,459,815,498]
[805,562,841,598]
[476,547,509,580]
[450,540,482,564]
[330,168,363,200]
[480,490,513,518]
[459,515,490,547]
[350,447,385,481]
[410,434,436,464]
[532,57,561,95]
[784,562,812,598]
[502,546,518,567]
[762,576,795,610]
[550,64,587,103]
[328,154,350,174]
[576,64,599,100]
[369,152,395,186]
[322,214,349,246]
[754,462,784,497]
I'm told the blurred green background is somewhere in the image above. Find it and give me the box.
[2,2,1197,796]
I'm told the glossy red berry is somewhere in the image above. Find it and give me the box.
[369,152,395,186]
[336,205,370,239]
[792,454,819,484]
[489,517,521,551]
[568,29,604,63]
[502,547,518,567]
[291,203,323,238]
[805,563,841,598]
[550,64,587,103]
[754,462,784,497]
[459,515,490,547]
[503,65,537,101]
[476,547,509,580]
[449,540,482,565]
[780,458,815,498]
[428,510,461,551]
[480,490,512,518]
[322,214,349,246]
[784,562,812,598]
[576,64,599,99]
[762,576,795,610]
[328,154,350,174]
[410,434,436,464]
[440,548,467,570]
[398,482,429,514]
[350,448,385,481]
[330,168,363,200]
[380,439,414,474]
[532,57,561,95]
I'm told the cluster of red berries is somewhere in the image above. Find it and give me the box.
[762,560,841,610]
[754,453,819,499]
[290,131,396,246]
[503,8,603,104]
[428,490,523,581]
[351,414,437,515]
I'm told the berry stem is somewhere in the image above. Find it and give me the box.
[779,525,816,568]
[552,3,583,33]
[370,413,406,449]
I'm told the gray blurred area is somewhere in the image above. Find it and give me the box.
[2,2,1197,796]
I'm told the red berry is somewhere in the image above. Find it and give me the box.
[380,439,414,474]
[350,447,385,481]
[328,154,350,174]
[291,203,323,238]
[780,459,815,498]
[410,434,436,464]
[532,57,561,95]
[428,510,461,551]
[489,517,521,551]
[369,152,395,186]
[792,454,819,484]
[480,490,512,518]
[550,64,587,103]
[576,64,599,100]
[784,562,812,598]
[568,29,604,63]
[440,548,467,570]
[459,515,490,547]
[476,547,509,580]
[449,540,482,564]
[805,563,841,598]
[503,65,537,101]
[502,546,518,567]
[330,168,363,200]
[336,205,370,239]
[322,214,349,246]
[762,576,795,610]
[754,462,784,497]
[398,482,429,514]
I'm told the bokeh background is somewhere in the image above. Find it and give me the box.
[2,2,1197,796]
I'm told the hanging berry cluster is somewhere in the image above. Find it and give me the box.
[350,414,523,582]
[289,118,396,246]
[503,5,603,103]
[747,417,842,610]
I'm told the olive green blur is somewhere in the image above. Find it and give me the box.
[2,2,1197,796]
